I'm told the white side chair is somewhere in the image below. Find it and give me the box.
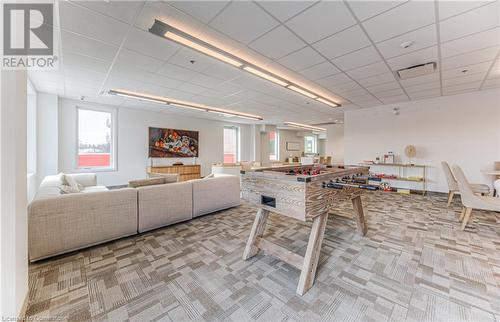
[452,165,500,230]
[441,161,490,206]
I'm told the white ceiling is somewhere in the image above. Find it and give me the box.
[28,0,500,125]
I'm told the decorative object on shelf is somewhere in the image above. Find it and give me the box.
[405,145,416,165]
[383,152,394,164]
[172,162,184,166]
[149,127,199,158]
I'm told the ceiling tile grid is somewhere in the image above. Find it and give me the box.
[28,0,500,125]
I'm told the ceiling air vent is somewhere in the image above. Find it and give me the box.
[396,62,436,80]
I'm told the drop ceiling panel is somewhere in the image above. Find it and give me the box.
[408,88,441,100]
[386,46,438,70]
[124,27,180,61]
[357,72,396,87]
[483,78,500,88]
[73,0,144,24]
[438,1,493,20]
[249,26,305,60]
[346,61,390,80]
[157,63,199,82]
[313,25,371,59]
[374,88,405,98]
[277,46,325,71]
[442,72,487,87]
[331,46,382,71]
[399,72,440,87]
[298,62,341,81]
[256,1,315,22]
[187,73,226,89]
[443,81,481,92]
[59,2,130,46]
[167,1,229,23]
[439,1,500,42]
[441,27,500,58]
[285,1,356,43]
[61,31,118,62]
[362,1,435,42]
[347,0,406,22]
[316,73,352,88]
[442,61,492,79]
[114,49,165,73]
[63,52,110,74]
[168,47,219,73]
[441,46,499,70]
[404,81,441,93]
[376,25,437,59]
[365,81,401,93]
[380,95,409,104]
[209,1,278,44]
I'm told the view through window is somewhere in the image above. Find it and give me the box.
[269,131,279,161]
[77,108,114,169]
[304,135,317,154]
[223,126,239,163]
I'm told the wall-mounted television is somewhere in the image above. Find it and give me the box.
[149,127,199,158]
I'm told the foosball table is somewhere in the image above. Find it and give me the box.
[240,164,373,295]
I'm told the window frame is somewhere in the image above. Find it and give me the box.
[223,125,240,163]
[75,105,118,173]
[304,135,317,154]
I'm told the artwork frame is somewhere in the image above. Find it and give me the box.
[149,127,199,158]
[286,142,300,151]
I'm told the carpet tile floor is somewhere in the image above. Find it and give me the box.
[26,192,500,321]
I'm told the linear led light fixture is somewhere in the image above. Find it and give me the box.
[109,89,263,121]
[284,122,326,132]
[149,19,340,108]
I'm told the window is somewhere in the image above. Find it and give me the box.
[223,126,239,163]
[269,130,279,161]
[304,135,317,154]
[77,107,116,170]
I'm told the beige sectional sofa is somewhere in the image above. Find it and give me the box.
[28,173,241,261]
[29,173,138,261]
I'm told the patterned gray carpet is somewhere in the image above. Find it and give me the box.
[26,192,500,321]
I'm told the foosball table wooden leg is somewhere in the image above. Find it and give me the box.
[296,212,328,295]
[242,208,269,260]
[351,196,367,236]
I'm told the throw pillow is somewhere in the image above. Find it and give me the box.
[64,175,81,192]
[60,184,80,194]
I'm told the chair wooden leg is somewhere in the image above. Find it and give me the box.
[460,208,472,230]
[458,207,466,222]
[446,191,454,207]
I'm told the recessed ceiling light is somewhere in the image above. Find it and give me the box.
[284,122,326,132]
[108,89,263,121]
[149,19,341,109]
[400,41,414,49]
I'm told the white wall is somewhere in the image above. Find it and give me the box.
[344,90,500,192]
[58,99,252,186]
[325,124,344,164]
[0,70,28,318]
[37,93,58,185]
[279,129,304,161]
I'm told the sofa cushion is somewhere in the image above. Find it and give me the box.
[192,175,241,217]
[60,184,80,194]
[137,181,192,232]
[128,177,166,188]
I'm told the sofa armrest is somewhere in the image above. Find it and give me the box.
[65,173,97,187]
[28,188,137,261]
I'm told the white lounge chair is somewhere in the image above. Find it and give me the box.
[441,161,490,206]
[452,165,500,230]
